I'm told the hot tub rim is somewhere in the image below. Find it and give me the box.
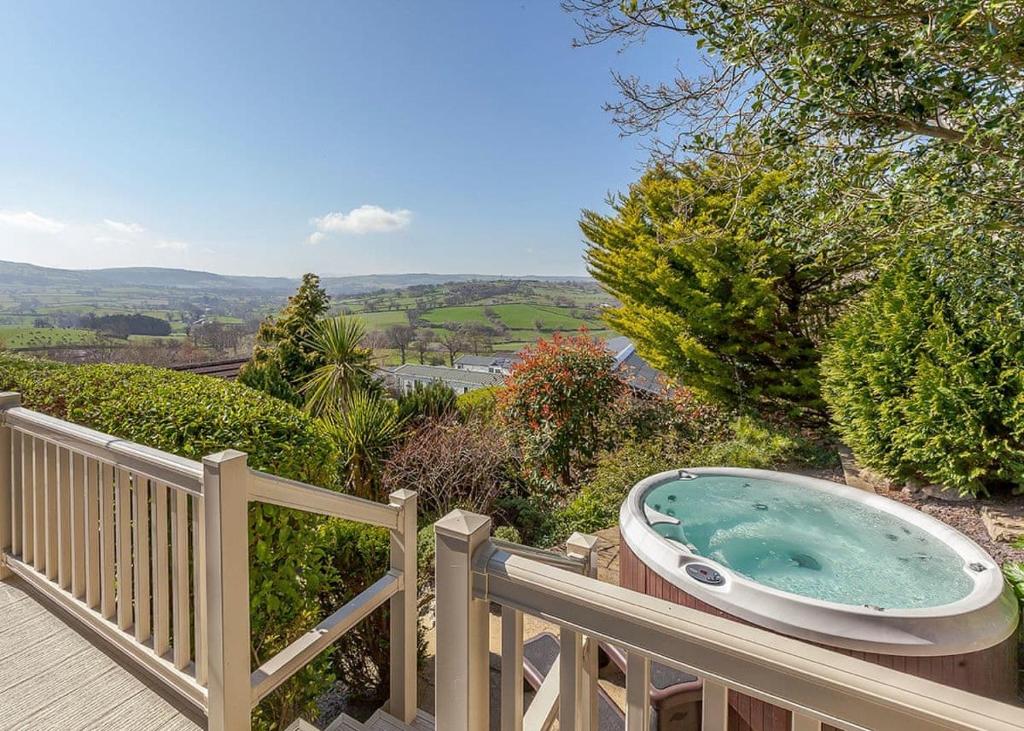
[619,466,1019,656]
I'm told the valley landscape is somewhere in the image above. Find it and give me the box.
[0,259,612,365]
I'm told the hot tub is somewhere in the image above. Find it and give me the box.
[619,468,1019,728]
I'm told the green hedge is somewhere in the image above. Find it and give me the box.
[821,260,1024,495]
[0,355,342,727]
[551,416,801,543]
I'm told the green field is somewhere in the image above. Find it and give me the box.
[0,327,111,349]
[351,310,411,328]
[420,303,597,331]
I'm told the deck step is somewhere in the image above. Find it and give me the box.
[322,715,369,731]
[365,709,435,731]
[324,709,434,731]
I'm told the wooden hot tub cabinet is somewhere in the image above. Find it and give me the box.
[619,535,1019,731]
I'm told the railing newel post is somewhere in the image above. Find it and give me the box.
[567,532,600,731]
[388,488,418,724]
[203,449,251,731]
[434,509,492,731]
[0,392,20,579]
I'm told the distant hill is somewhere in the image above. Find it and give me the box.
[0,260,592,297]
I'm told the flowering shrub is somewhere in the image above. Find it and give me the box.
[498,332,624,485]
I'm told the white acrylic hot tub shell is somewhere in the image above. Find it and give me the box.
[618,467,1019,656]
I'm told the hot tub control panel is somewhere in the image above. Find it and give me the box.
[686,563,725,586]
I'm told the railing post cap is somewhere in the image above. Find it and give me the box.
[388,488,417,505]
[434,509,491,540]
[202,449,248,468]
[0,392,21,408]
[566,532,599,554]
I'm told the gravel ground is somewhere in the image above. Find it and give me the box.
[887,488,1024,565]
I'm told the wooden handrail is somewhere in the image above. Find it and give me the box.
[249,571,401,706]
[479,545,1024,731]
[2,406,203,495]
[248,470,400,529]
[490,538,587,574]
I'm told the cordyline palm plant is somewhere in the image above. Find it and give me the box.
[300,315,374,417]
[325,390,403,500]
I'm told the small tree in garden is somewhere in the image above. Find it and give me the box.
[499,332,624,486]
[382,415,512,520]
[239,273,331,405]
[326,390,403,500]
[300,315,375,417]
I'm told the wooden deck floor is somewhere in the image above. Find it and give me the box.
[0,576,204,731]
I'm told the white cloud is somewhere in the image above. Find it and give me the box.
[103,219,145,234]
[0,209,210,270]
[0,210,67,234]
[308,204,412,243]
[155,240,189,252]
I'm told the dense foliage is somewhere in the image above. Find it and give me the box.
[382,416,512,521]
[822,258,1024,495]
[582,155,872,416]
[326,391,403,500]
[552,416,801,543]
[499,333,624,485]
[300,315,375,417]
[80,312,172,337]
[396,381,459,426]
[0,354,341,727]
[239,273,331,406]
[567,0,1024,301]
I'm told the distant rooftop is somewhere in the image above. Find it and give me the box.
[602,336,669,396]
[390,363,504,387]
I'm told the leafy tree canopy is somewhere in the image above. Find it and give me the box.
[239,273,330,405]
[567,0,1024,308]
[582,150,873,414]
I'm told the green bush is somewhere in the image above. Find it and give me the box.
[316,520,395,706]
[0,355,341,728]
[456,386,499,420]
[396,381,458,425]
[821,259,1024,495]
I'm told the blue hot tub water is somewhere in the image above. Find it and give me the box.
[644,475,974,609]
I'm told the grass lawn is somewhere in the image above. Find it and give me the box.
[420,306,493,326]
[353,310,411,328]
[0,327,111,349]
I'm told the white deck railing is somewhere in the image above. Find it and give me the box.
[0,393,418,731]
[434,509,1024,731]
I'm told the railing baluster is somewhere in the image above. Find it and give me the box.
[702,679,730,731]
[84,457,100,608]
[22,434,34,566]
[11,429,22,560]
[171,489,191,670]
[625,652,651,731]
[100,462,116,618]
[44,442,58,581]
[559,626,582,731]
[500,605,523,731]
[192,494,207,685]
[116,468,133,631]
[70,452,86,597]
[57,447,71,589]
[151,482,171,657]
[33,437,45,572]
[133,475,151,642]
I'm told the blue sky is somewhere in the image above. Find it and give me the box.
[0,2,688,277]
